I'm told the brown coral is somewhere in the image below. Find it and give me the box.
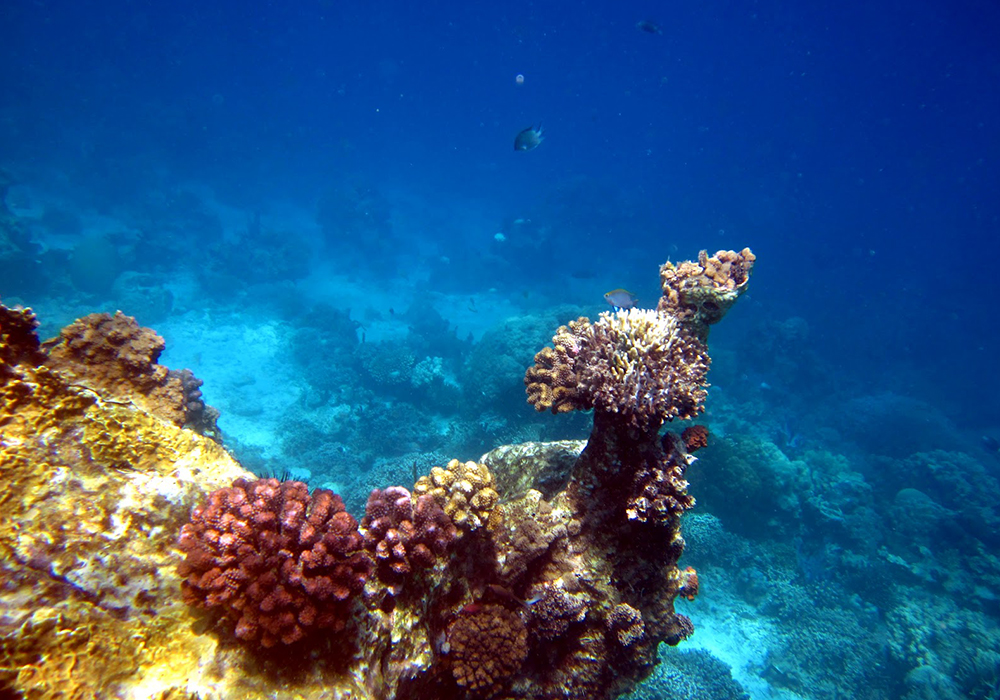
[41,311,218,436]
[177,477,372,647]
[361,486,457,586]
[446,603,528,693]
[528,584,589,640]
[524,317,589,414]
[413,459,499,532]
[0,302,45,381]
[658,248,755,339]
[682,424,710,452]
[677,566,699,601]
[606,602,645,647]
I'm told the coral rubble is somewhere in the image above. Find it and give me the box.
[0,249,751,700]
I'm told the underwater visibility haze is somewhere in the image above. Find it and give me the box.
[1,1,999,699]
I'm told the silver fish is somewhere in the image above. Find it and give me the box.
[604,288,638,309]
[514,125,544,151]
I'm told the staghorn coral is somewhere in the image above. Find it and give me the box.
[177,478,372,647]
[446,603,529,694]
[41,311,219,438]
[361,486,457,587]
[413,459,500,532]
[657,248,755,339]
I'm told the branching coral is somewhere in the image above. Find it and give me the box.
[446,603,529,693]
[177,477,372,647]
[526,309,709,430]
[528,584,589,640]
[413,459,500,531]
[607,602,646,647]
[360,486,457,586]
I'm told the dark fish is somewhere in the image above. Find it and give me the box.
[514,125,544,151]
[983,435,1000,453]
[604,288,638,309]
[636,19,662,34]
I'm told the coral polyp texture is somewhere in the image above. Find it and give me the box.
[41,310,220,437]
[445,603,529,693]
[658,247,756,339]
[0,245,751,700]
[413,458,500,531]
[523,317,590,414]
[361,486,458,586]
[526,308,709,429]
[177,477,372,646]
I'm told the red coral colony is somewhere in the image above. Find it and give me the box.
[174,248,754,699]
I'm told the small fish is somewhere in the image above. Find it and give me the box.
[636,19,662,34]
[514,125,544,152]
[983,435,1000,453]
[604,288,638,309]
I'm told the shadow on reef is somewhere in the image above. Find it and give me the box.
[0,248,755,699]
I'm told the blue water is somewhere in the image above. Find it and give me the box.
[2,1,999,698]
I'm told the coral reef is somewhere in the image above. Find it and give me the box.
[360,486,458,587]
[41,310,220,438]
[657,247,755,339]
[0,244,749,700]
[177,478,372,647]
[445,603,529,693]
[413,459,500,532]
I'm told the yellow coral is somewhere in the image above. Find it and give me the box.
[414,459,499,531]
[0,361,251,699]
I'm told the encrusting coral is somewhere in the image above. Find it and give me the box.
[0,247,750,700]
[41,310,220,438]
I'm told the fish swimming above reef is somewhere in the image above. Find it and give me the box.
[636,19,662,34]
[604,288,638,309]
[514,125,544,151]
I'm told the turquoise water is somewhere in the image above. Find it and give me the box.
[2,2,999,698]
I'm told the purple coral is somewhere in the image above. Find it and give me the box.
[361,486,457,586]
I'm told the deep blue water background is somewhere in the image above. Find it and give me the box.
[2,1,1000,699]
